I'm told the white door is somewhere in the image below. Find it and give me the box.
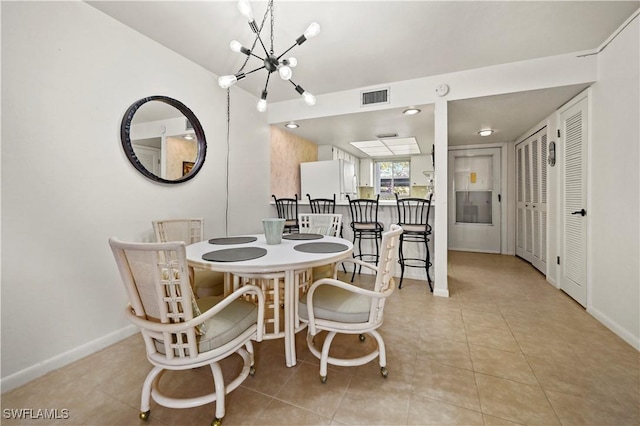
[516,127,548,273]
[448,147,501,253]
[132,144,161,176]
[559,95,588,307]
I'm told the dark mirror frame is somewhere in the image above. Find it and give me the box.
[120,96,207,184]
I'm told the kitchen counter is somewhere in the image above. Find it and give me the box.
[270,197,434,282]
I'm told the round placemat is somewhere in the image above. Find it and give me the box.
[202,247,267,262]
[294,242,349,254]
[282,233,324,240]
[208,236,258,245]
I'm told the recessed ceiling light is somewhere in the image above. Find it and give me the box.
[285,122,299,129]
[403,108,421,116]
[478,129,494,136]
[184,134,195,140]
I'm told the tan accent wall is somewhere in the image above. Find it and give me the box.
[166,137,197,180]
[270,125,318,198]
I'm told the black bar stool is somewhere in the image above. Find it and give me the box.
[395,193,433,291]
[307,193,336,213]
[272,194,299,233]
[347,194,384,282]
[308,193,346,273]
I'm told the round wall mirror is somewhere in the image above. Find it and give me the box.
[120,96,207,183]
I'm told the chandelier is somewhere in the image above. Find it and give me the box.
[217,0,320,112]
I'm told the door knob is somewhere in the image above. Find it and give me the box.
[571,209,587,216]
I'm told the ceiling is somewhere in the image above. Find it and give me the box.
[87,1,638,156]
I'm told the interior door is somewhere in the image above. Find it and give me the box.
[132,144,161,176]
[516,127,548,273]
[448,147,501,253]
[560,95,588,307]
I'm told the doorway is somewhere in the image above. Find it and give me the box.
[448,147,502,253]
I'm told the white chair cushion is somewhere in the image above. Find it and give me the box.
[194,269,224,296]
[155,296,257,354]
[196,296,258,352]
[299,285,370,323]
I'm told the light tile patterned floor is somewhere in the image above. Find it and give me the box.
[2,251,639,425]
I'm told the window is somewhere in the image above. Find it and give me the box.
[376,160,410,199]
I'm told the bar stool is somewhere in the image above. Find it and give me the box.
[272,194,299,233]
[347,194,384,282]
[307,193,347,274]
[395,193,433,291]
[307,193,336,214]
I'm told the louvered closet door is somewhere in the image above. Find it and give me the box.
[515,127,547,274]
[560,96,588,307]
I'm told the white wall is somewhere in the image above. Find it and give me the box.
[588,16,640,348]
[1,1,270,391]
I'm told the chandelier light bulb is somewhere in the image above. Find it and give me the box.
[284,57,297,67]
[303,22,321,39]
[257,99,267,112]
[237,0,254,21]
[302,91,316,106]
[218,75,238,88]
[278,65,292,80]
[229,40,243,53]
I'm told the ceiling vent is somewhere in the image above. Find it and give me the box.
[185,118,194,131]
[361,87,390,106]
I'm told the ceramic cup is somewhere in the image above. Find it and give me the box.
[262,218,285,245]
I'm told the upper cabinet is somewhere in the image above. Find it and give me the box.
[318,145,359,164]
[410,155,433,186]
[359,158,374,187]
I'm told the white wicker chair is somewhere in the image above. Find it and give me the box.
[298,213,342,237]
[299,224,402,383]
[152,218,224,297]
[109,238,264,426]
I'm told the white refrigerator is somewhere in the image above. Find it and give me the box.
[300,160,357,201]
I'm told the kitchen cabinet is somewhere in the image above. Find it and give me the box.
[318,145,358,163]
[410,155,432,185]
[359,158,374,187]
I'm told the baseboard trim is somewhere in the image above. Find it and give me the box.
[1,325,137,394]
[587,306,640,351]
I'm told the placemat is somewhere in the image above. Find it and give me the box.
[294,242,349,254]
[208,236,257,245]
[282,233,324,240]
[202,247,267,262]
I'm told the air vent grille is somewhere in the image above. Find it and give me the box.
[361,87,389,106]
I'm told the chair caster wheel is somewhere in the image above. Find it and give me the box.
[380,367,388,378]
[359,334,366,342]
[320,375,327,384]
[139,410,150,421]
[249,366,256,376]
[211,417,222,426]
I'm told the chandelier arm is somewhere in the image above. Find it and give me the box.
[244,65,267,76]
[238,2,272,73]
[254,33,271,58]
[249,51,265,61]
[276,42,298,60]
[263,72,271,93]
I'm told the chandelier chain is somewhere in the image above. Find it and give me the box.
[269,0,274,55]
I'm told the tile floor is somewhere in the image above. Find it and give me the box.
[2,251,639,425]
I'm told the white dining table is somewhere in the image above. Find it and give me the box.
[186,233,354,367]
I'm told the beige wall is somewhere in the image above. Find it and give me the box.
[270,125,317,198]
[166,137,197,180]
